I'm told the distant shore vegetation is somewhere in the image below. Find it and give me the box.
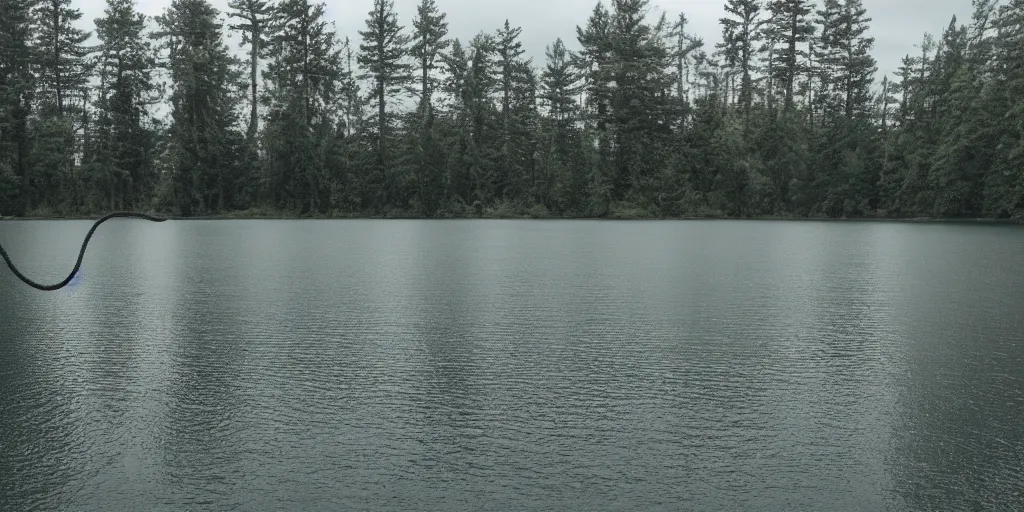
[0,0,1022,222]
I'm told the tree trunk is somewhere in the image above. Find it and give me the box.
[249,40,259,138]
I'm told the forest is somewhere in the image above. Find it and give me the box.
[0,0,1022,220]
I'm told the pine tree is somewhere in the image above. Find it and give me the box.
[0,0,1021,221]
[929,2,1003,217]
[439,37,471,206]
[540,38,585,212]
[91,0,159,211]
[409,0,448,105]
[876,74,902,212]
[719,0,762,121]
[441,38,468,109]
[493,19,527,199]
[923,16,970,215]
[607,0,675,205]
[407,0,449,214]
[28,0,94,212]
[575,1,613,158]
[154,0,245,215]
[989,0,1024,218]
[33,0,91,117]
[836,0,876,122]
[413,98,445,215]
[263,0,344,212]
[890,32,938,214]
[669,13,703,129]
[0,0,36,214]
[765,0,816,112]
[466,33,498,204]
[494,20,524,124]
[508,58,540,203]
[357,0,411,209]
[339,36,364,138]
[806,0,878,216]
[812,0,843,121]
[756,7,778,110]
[323,35,367,212]
[227,0,273,139]
[541,38,581,127]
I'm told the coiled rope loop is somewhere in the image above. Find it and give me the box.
[0,212,167,291]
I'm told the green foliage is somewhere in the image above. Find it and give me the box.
[154,0,246,216]
[409,0,449,103]
[34,0,92,117]
[226,0,273,138]
[263,0,345,213]
[0,0,1021,222]
[0,0,36,215]
[358,0,412,210]
[764,0,816,111]
[719,0,760,119]
[89,0,159,212]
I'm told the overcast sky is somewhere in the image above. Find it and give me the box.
[79,0,974,81]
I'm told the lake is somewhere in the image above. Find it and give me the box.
[1,219,1022,511]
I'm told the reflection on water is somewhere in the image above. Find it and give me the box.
[1,220,1023,510]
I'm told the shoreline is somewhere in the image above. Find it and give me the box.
[1,212,1020,224]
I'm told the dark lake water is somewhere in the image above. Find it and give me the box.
[1,219,1023,511]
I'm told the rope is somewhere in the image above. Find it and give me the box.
[0,212,168,291]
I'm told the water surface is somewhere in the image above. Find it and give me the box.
[1,220,1022,510]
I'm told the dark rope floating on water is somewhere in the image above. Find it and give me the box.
[0,212,168,291]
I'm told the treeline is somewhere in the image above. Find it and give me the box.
[0,0,1022,219]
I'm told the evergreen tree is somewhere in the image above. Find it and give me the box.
[409,0,448,105]
[263,0,344,212]
[669,13,703,128]
[412,98,445,215]
[540,37,585,213]
[925,16,972,215]
[90,0,159,211]
[493,19,527,199]
[339,36,365,138]
[575,1,613,166]
[33,0,91,117]
[836,0,876,122]
[985,0,1024,218]
[357,0,411,210]
[29,0,94,212]
[719,0,761,121]
[407,0,448,214]
[437,37,468,206]
[227,0,273,139]
[0,0,36,214]
[507,58,539,202]
[928,1,1002,217]
[463,33,498,205]
[0,0,1020,221]
[607,0,675,206]
[154,0,245,215]
[541,38,581,128]
[494,20,525,124]
[876,74,900,210]
[812,0,843,121]
[440,38,468,110]
[765,0,815,112]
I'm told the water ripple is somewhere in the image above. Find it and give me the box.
[0,220,1022,511]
